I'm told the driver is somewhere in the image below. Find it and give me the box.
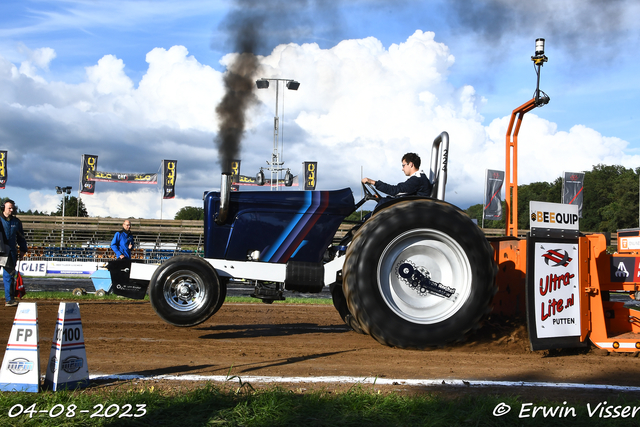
[362,153,432,197]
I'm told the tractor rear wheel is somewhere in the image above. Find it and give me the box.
[149,255,223,327]
[330,282,365,334]
[343,199,496,349]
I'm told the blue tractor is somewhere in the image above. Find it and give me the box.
[138,132,497,349]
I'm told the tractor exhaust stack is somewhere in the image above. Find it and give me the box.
[216,173,232,225]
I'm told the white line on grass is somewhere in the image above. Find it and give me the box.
[89,374,640,392]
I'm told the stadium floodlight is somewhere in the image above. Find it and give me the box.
[254,78,300,190]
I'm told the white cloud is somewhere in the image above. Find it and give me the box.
[250,31,640,208]
[29,189,201,220]
[15,46,56,81]
[86,55,133,95]
[3,31,639,218]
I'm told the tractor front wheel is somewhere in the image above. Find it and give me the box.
[149,256,224,327]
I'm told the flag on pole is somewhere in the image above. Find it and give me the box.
[562,171,584,217]
[80,154,98,195]
[162,160,177,199]
[303,162,317,190]
[0,151,7,189]
[484,169,504,220]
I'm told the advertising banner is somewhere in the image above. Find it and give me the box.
[0,150,6,189]
[303,162,317,191]
[45,261,97,276]
[236,175,299,187]
[230,160,240,191]
[562,171,584,217]
[483,169,504,220]
[80,154,98,195]
[532,242,581,338]
[162,160,177,199]
[87,170,158,184]
[18,261,47,277]
[0,150,8,190]
[529,201,579,231]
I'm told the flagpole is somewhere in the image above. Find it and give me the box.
[159,161,163,220]
[78,156,82,217]
[482,170,486,229]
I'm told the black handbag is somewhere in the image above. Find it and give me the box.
[0,224,9,266]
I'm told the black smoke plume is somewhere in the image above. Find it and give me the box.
[446,0,631,59]
[214,8,263,174]
[213,0,341,174]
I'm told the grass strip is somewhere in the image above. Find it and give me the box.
[1,381,640,426]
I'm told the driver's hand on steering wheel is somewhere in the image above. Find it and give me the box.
[362,177,376,185]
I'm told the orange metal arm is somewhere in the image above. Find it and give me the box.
[505,98,538,237]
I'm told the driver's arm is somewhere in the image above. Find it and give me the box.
[362,177,376,185]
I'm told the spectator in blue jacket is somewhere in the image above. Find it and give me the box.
[1,199,28,307]
[111,219,134,259]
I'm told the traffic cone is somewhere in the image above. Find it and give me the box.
[0,302,40,392]
[43,302,89,390]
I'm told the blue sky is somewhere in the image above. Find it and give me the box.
[1,0,639,218]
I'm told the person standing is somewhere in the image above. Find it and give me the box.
[111,219,134,259]
[1,199,28,307]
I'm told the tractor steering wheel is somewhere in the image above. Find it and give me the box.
[362,181,382,201]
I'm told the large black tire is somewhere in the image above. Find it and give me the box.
[343,199,497,349]
[149,255,224,327]
[329,282,365,334]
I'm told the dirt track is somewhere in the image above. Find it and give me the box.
[2,299,640,398]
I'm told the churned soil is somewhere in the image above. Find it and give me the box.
[1,300,639,400]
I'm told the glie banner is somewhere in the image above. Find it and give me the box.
[533,242,580,338]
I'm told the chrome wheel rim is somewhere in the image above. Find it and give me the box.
[163,270,208,312]
[377,228,471,324]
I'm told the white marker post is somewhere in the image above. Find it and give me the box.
[0,302,40,392]
[44,302,89,390]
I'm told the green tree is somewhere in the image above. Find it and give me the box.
[344,210,371,222]
[465,202,506,229]
[175,206,204,221]
[52,196,88,217]
[467,164,640,233]
[581,164,639,232]
[515,177,562,230]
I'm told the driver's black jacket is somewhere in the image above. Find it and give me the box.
[374,171,432,197]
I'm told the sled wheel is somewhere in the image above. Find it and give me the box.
[343,199,496,349]
[149,255,223,327]
[72,288,84,296]
[330,282,365,334]
[95,289,106,297]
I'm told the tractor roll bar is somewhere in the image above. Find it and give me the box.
[429,131,449,201]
